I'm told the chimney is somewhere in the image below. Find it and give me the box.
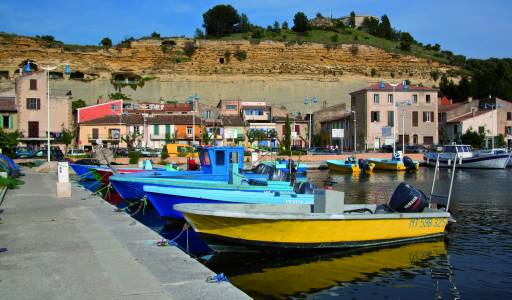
[467,97,472,103]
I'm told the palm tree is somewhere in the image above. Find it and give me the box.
[60,128,75,154]
[0,129,21,157]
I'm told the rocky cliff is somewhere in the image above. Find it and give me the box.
[0,35,453,110]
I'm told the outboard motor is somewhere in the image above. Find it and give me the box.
[358,159,370,173]
[403,156,416,170]
[269,168,289,181]
[388,182,428,212]
[253,163,273,175]
[293,181,317,194]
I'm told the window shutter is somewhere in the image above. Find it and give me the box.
[36,98,41,110]
[9,115,13,129]
[295,124,300,132]
[430,112,435,122]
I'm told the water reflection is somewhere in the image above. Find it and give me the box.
[206,240,456,299]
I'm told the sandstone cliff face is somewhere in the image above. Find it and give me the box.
[0,35,451,79]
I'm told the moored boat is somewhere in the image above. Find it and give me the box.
[144,182,315,220]
[176,183,451,252]
[424,144,510,169]
[368,154,419,171]
[326,158,375,174]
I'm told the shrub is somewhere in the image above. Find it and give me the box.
[183,41,196,57]
[330,34,339,42]
[234,49,247,61]
[224,51,231,63]
[160,145,169,161]
[128,151,141,164]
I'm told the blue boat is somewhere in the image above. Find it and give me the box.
[0,154,23,177]
[69,163,109,180]
[143,185,314,219]
[260,160,308,174]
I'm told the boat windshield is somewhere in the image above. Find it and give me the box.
[444,146,456,153]
[199,150,211,167]
[462,146,471,152]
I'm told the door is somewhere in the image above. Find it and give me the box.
[92,128,99,139]
[28,121,39,138]
[374,137,380,149]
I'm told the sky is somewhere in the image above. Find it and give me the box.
[0,0,511,59]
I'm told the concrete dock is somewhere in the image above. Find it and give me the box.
[0,169,249,299]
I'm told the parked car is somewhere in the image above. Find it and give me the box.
[66,149,86,157]
[306,147,341,155]
[114,148,129,157]
[32,148,64,161]
[405,145,426,153]
[138,148,159,157]
[380,145,394,153]
[15,146,33,158]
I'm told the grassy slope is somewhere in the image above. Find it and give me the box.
[216,28,450,65]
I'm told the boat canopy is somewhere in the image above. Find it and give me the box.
[197,146,245,175]
[443,145,472,153]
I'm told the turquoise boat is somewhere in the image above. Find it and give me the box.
[143,185,314,219]
[110,164,295,201]
[260,160,308,174]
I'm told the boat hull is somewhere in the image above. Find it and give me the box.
[326,160,375,174]
[368,159,419,171]
[182,212,449,252]
[424,153,510,169]
[69,164,101,180]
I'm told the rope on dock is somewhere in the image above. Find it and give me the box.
[206,273,229,283]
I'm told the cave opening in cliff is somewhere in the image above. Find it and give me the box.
[69,71,84,80]
[162,40,176,47]
[49,71,63,80]
[0,71,8,80]
[219,57,225,64]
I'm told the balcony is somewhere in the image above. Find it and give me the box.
[87,134,121,141]
[150,133,166,140]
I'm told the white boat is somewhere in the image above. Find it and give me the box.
[424,145,510,169]
[478,148,512,167]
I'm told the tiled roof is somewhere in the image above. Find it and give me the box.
[241,105,270,111]
[438,102,465,113]
[222,116,245,126]
[79,114,144,125]
[447,110,490,123]
[0,97,16,112]
[350,82,437,94]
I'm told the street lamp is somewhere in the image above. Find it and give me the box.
[304,96,318,149]
[396,100,412,155]
[187,93,200,146]
[346,110,357,153]
[24,61,70,162]
[388,82,401,156]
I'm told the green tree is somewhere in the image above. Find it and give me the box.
[239,13,251,33]
[60,128,75,154]
[273,21,280,32]
[160,144,169,161]
[283,115,292,152]
[496,134,506,148]
[202,127,211,145]
[377,14,392,40]
[349,11,356,28]
[330,33,339,42]
[281,21,289,30]
[234,49,247,61]
[194,28,205,39]
[461,127,485,148]
[108,92,130,100]
[202,4,241,36]
[0,129,21,157]
[121,132,140,150]
[292,12,309,32]
[72,99,87,111]
[151,32,160,38]
[100,37,112,48]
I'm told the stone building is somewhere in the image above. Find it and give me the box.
[0,95,17,132]
[14,71,72,148]
[350,82,438,150]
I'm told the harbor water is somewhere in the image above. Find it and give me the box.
[79,167,512,299]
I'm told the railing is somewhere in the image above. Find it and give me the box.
[87,134,121,140]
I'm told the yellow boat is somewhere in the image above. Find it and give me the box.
[368,157,420,171]
[326,159,375,174]
[207,241,447,299]
[175,202,450,252]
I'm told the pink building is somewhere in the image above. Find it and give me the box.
[77,100,123,123]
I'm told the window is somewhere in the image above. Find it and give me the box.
[26,98,40,110]
[371,111,380,122]
[2,116,9,129]
[507,112,512,121]
[423,136,434,145]
[111,104,118,110]
[294,124,300,133]
[92,128,99,139]
[387,94,393,104]
[423,111,434,122]
[373,94,380,104]
[413,94,418,104]
[387,111,394,126]
[225,105,237,110]
[426,95,431,104]
[453,126,458,135]
[133,126,140,134]
[245,110,252,115]
[257,110,264,116]
[109,129,120,139]
[186,127,193,136]
[153,125,159,135]
[412,111,418,127]
[506,127,512,135]
[30,79,37,90]
[215,150,225,166]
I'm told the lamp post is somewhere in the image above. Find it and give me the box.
[346,110,357,153]
[304,96,318,149]
[396,100,412,155]
[24,61,70,162]
[187,94,200,146]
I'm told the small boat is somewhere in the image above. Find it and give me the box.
[176,181,452,252]
[143,182,315,220]
[368,153,419,171]
[326,157,375,174]
[424,144,510,169]
[259,160,308,174]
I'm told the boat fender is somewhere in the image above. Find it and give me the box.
[206,273,229,283]
[247,178,268,186]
